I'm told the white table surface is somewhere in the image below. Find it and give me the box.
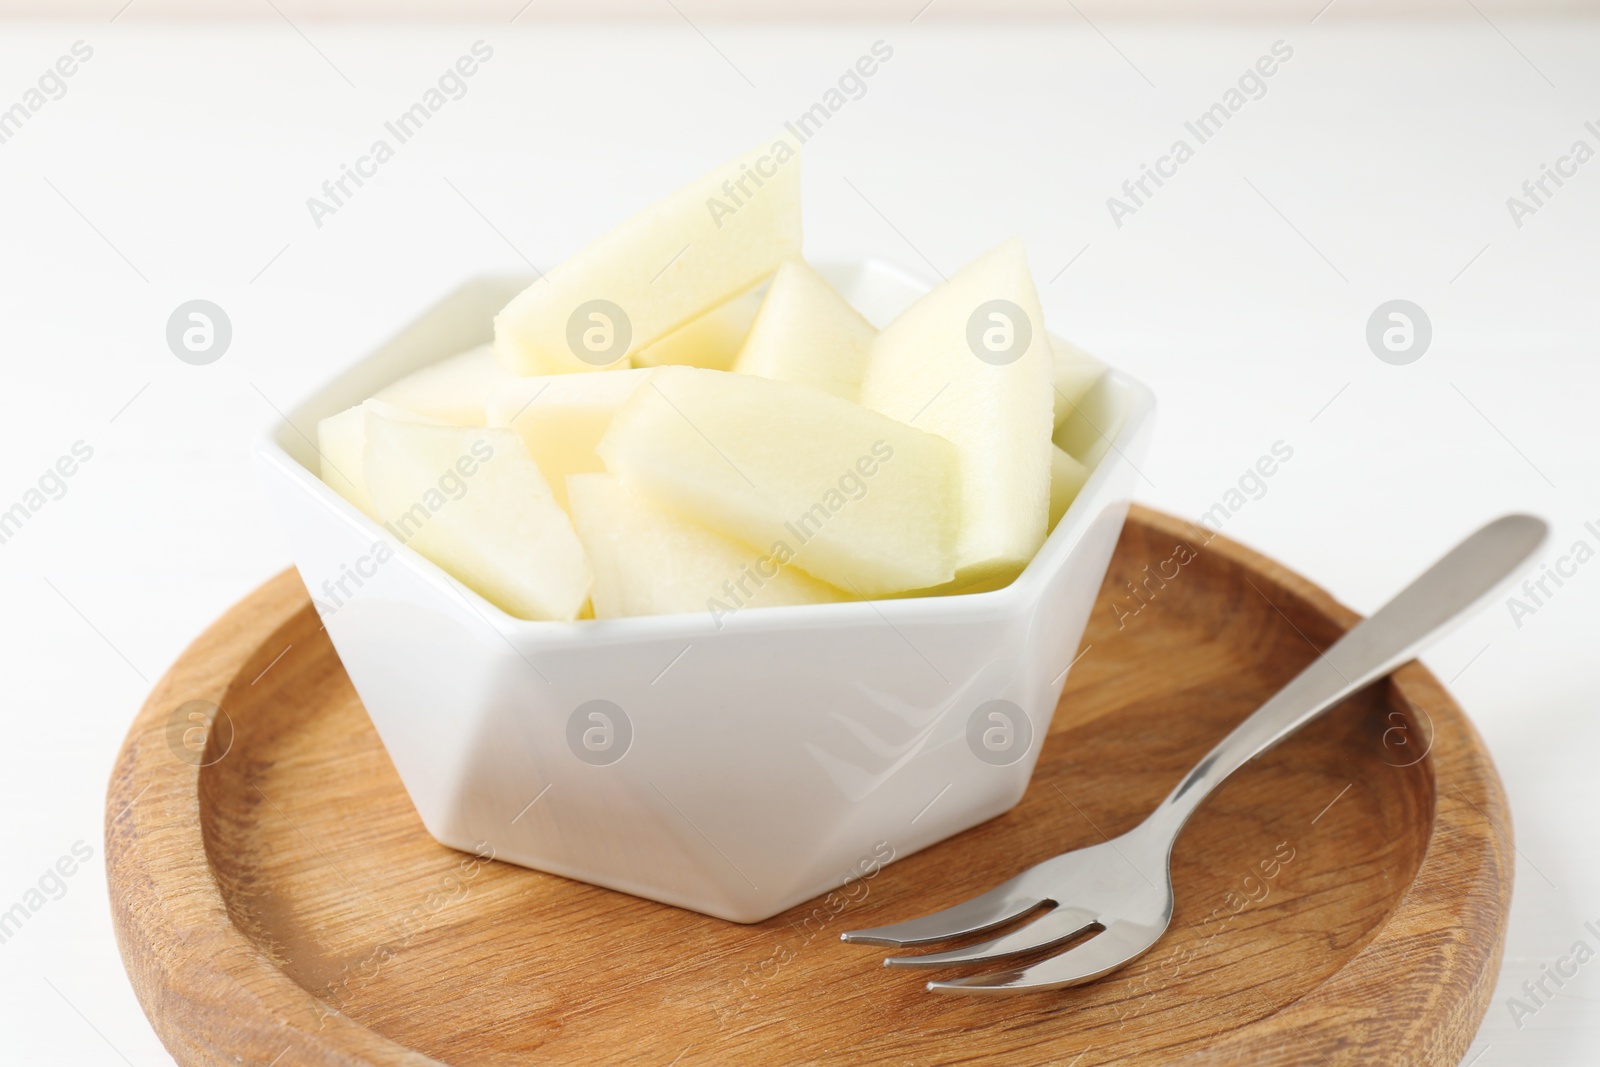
[0,17,1595,1065]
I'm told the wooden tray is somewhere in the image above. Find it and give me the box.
[106,506,1511,1066]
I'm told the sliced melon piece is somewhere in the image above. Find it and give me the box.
[597,367,959,596]
[318,403,371,514]
[858,238,1053,582]
[317,399,443,516]
[363,412,591,621]
[895,448,1086,595]
[1050,338,1105,430]
[732,260,876,401]
[567,473,846,621]
[485,368,651,512]
[1054,373,1127,471]
[632,284,766,371]
[494,138,802,375]
[1049,445,1090,530]
[374,344,520,426]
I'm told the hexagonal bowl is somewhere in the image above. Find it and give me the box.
[252,260,1155,923]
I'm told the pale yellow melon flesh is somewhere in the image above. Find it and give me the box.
[1054,373,1127,471]
[631,284,766,371]
[318,404,370,515]
[858,238,1054,583]
[891,448,1088,598]
[567,473,846,621]
[317,399,444,517]
[363,413,591,621]
[597,366,959,596]
[374,344,520,425]
[494,139,802,375]
[1050,338,1105,430]
[1049,445,1090,530]
[732,260,877,401]
[485,369,652,512]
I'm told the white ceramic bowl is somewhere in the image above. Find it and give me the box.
[253,261,1155,923]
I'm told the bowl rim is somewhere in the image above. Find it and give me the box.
[254,262,1157,642]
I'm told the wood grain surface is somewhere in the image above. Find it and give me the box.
[105,506,1512,1066]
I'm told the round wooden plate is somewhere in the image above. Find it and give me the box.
[106,506,1511,1066]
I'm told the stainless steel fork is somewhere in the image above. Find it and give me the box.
[841,514,1547,994]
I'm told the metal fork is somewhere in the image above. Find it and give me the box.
[841,514,1547,994]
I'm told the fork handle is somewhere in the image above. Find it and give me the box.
[1147,514,1547,837]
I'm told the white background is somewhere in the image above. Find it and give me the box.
[5,2,1597,19]
[0,14,1596,1065]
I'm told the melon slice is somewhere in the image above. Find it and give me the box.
[1049,445,1090,530]
[597,366,959,596]
[374,344,520,426]
[317,399,443,516]
[632,284,766,371]
[1050,338,1105,430]
[494,138,802,375]
[858,238,1053,582]
[567,473,845,621]
[485,369,652,512]
[318,403,371,514]
[732,260,876,401]
[363,412,591,621]
[1054,373,1127,471]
